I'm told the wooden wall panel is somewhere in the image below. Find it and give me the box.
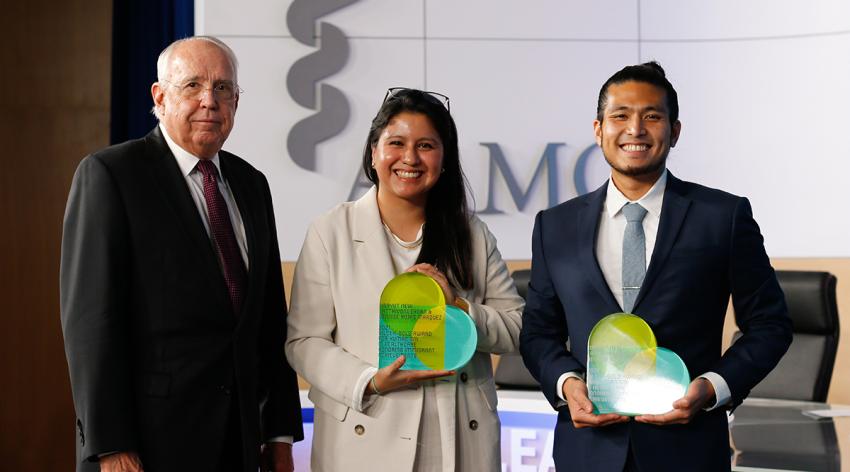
[0,0,112,469]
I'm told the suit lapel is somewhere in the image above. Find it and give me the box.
[145,128,232,312]
[634,172,691,310]
[578,182,620,310]
[351,186,398,288]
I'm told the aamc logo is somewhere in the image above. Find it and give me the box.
[285,0,601,214]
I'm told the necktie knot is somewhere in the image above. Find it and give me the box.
[622,203,648,223]
[196,159,217,179]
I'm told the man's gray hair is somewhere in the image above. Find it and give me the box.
[151,36,239,118]
[156,36,239,81]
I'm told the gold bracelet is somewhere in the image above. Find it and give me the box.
[370,376,382,395]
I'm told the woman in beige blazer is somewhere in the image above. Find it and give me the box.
[286,88,523,471]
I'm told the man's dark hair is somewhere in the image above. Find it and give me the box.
[596,61,679,124]
[361,88,473,289]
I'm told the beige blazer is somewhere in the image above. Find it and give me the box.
[286,187,523,471]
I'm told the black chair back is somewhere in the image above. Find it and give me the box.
[743,270,839,402]
[512,269,530,300]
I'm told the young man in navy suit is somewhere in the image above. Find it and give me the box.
[520,62,791,471]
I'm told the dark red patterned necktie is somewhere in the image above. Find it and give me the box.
[197,160,246,314]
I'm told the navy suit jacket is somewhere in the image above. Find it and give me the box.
[60,128,303,472]
[519,173,791,472]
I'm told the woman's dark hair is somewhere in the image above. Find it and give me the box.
[361,88,473,290]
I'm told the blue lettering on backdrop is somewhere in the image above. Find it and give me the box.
[348,166,373,201]
[479,142,599,214]
[479,143,564,215]
[573,143,599,196]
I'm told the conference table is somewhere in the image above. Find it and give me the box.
[292,390,850,471]
[729,397,849,472]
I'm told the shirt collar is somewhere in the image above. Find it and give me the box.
[604,169,667,219]
[159,123,222,178]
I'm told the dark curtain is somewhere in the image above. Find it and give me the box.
[110,0,194,144]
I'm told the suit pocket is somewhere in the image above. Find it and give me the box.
[477,377,498,411]
[140,372,171,398]
[309,388,350,422]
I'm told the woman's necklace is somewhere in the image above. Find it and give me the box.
[383,223,424,250]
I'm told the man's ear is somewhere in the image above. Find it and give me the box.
[151,82,165,115]
[593,120,603,146]
[670,120,682,147]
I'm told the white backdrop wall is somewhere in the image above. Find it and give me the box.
[197,0,850,260]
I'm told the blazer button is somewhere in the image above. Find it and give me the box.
[77,419,85,446]
[354,425,365,435]
[219,385,231,396]
[469,420,478,430]
[460,372,468,383]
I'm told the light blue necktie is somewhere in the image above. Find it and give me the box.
[622,203,648,313]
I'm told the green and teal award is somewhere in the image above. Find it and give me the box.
[586,313,690,415]
[379,272,477,371]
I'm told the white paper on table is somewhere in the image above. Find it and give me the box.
[802,409,850,418]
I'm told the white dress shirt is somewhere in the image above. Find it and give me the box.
[160,125,249,269]
[556,170,730,411]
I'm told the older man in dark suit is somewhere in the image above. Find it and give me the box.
[520,62,792,471]
[60,36,302,472]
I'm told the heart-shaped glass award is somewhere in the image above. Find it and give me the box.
[379,272,477,370]
[587,313,690,415]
